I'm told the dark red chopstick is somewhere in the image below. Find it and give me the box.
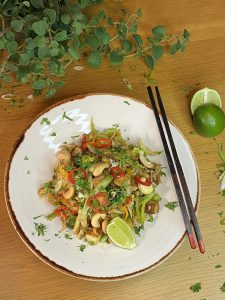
[147,86,199,251]
[154,86,205,254]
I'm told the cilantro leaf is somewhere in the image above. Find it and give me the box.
[220,282,225,292]
[215,264,222,268]
[65,233,73,240]
[124,100,131,105]
[79,244,86,252]
[50,132,56,136]
[190,282,201,293]
[165,201,179,211]
[34,223,47,236]
[40,117,51,125]
[62,112,73,121]
[24,156,29,160]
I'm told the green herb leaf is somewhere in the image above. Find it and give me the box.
[134,225,144,236]
[32,21,48,36]
[54,30,68,42]
[122,39,132,53]
[124,100,131,105]
[110,51,124,65]
[7,41,18,55]
[11,19,24,32]
[220,282,225,292]
[165,201,179,211]
[133,34,143,48]
[97,27,110,45]
[50,132,56,136]
[144,55,154,70]
[34,222,47,236]
[61,14,71,25]
[43,8,56,25]
[190,282,201,293]
[5,31,15,42]
[215,264,222,268]
[40,117,51,125]
[33,79,45,90]
[19,53,30,66]
[46,89,56,98]
[24,156,29,160]
[62,112,73,121]
[68,47,80,60]
[87,51,101,68]
[79,244,86,252]
[30,0,44,8]
[152,25,166,40]
[152,45,164,60]
[65,233,73,240]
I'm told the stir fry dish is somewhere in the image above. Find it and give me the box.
[38,120,165,246]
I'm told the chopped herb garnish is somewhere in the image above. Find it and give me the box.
[218,211,224,217]
[64,165,74,171]
[79,244,86,252]
[27,170,30,174]
[33,215,43,220]
[65,233,73,240]
[190,282,201,293]
[40,117,51,125]
[34,223,47,236]
[43,182,52,192]
[112,123,119,128]
[55,233,59,237]
[134,225,144,236]
[215,264,222,268]
[124,100,131,105]
[24,156,29,160]
[165,201,179,211]
[50,132,56,136]
[45,239,50,242]
[62,112,73,121]
[220,282,225,292]
[71,135,80,138]
[148,215,154,222]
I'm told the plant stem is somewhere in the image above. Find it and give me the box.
[110,34,119,42]
[0,14,4,32]
[124,46,152,58]
[64,59,73,69]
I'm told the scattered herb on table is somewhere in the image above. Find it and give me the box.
[50,132,56,136]
[124,100,131,105]
[24,156,29,160]
[220,282,225,292]
[165,201,179,211]
[79,244,86,252]
[65,233,73,240]
[40,118,51,125]
[34,223,47,236]
[215,264,222,268]
[27,170,30,174]
[62,112,73,121]
[33,215,43,220]
[190,282,201,293]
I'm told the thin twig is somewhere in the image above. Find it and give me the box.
[124,46,152,58]
[64,59,73,69]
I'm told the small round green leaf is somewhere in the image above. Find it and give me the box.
[97,27,110,45]
[87,52,101,68]
[108,17,113,26]
[5,64,18,71]
[6,41,18,54]
[11,20,24,32]
[110,51,124,65]
[86,34,101,50]
[34,36,46,48]
[54,30,68,42]
[43,8,56,25]
[152,45,164,60]
[25,38,36,50]
[19,53,30,65]
[53,81,64,88]
[30,0,44,8]
[137,8,142,17]
[5,31,15,42]
[152,26,166,40]
[48,61,58,74]
[61,14,71,25]
[122,39,132,53]
[33,79,45,90]
[23,1,30,7]
[133,34,143,48]
[38,47,50,59]
[46,88,56,98]
[68,47,80,60]
[50,48,59,57]
[144,55,154,70]
[32,21,48,36]
[30,62,43,74]
[169,44,177,55]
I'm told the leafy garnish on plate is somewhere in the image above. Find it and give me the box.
[62,112,73,121]
[124,100,131,105]
[34,223,47,236]
[40,118,51,125]
[165,201,179,211]
[24,156,29,160]
[79,244,86,252]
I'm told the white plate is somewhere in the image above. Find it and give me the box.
[5,93,200,280]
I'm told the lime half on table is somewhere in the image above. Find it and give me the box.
[191,87,222,114]
[107,217,136,250]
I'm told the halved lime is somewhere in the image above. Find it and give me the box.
[191,87,222,115]
[107,217,136,250]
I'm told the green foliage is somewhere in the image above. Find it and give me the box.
[0,1,190,99]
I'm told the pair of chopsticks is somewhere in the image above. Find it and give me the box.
[147,86,205,254]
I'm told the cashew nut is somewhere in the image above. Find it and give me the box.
[63,185,74,199]
[72,146,82,156]
[91,213,106,228]
[56,149,71,164]
[54,179,63,193]
[38,188,46,197]
[92,163,109,177]
[102,219,108,234]
[85,233,101,245]
[139,154,154,169]
[138,177,154,195]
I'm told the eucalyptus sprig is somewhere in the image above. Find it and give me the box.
[0,0,190,100]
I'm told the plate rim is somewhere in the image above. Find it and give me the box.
[4,92,201,281]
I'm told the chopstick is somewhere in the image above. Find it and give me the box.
[147,86,205,253]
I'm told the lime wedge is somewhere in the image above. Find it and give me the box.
[191,87,222,115]
[107,217,136,250]
[220,173,225,192]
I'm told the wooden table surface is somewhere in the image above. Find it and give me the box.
[1,0,225,299]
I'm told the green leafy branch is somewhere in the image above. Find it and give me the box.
[0,0,190,100]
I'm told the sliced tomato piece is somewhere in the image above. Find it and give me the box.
[134,176,152,186]
[68,168,87,184]
[54,205,69,220]
[94,138,112,148]
[81,134,88,150]
[110,166,125,178]
[94,192,109,207]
